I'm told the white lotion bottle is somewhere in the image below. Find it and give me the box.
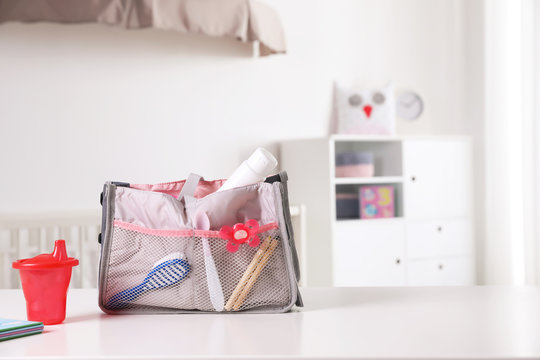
[218,148,278,192]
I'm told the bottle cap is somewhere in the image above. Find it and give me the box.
[246,148,277,177]
[12,240,79,269]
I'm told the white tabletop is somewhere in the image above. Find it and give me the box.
[1,287,540,360]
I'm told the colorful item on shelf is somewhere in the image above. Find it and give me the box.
[336,193,360,219]
[219,219,261,253]
[333,82,396,135]
[359,186,395,219]
[335,152,374,177]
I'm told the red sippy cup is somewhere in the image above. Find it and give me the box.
[12,240,79,325]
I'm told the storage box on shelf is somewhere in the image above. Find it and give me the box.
[281,135,474,287]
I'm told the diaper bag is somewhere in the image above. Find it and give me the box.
[97,171,303,313]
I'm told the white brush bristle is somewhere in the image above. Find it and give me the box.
[152,252,185,268]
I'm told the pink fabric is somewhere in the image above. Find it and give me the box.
[130,179,227,199]
[335,164,374,178]
[113,220,278,239]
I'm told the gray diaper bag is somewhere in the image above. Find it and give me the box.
[98,171,303,313]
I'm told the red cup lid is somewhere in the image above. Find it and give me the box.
[12,240,79,269]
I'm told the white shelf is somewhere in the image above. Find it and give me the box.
[335,217,404,223]
[331,134,402,142]
[333,176,403,185]
[281,135,474,287]
[330,134,472,142]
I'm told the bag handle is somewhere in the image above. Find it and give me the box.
[177,173,202,200]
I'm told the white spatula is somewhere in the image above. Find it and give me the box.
[195,211,224,311]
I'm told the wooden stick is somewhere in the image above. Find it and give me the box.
[232,238,279,311]
[224,237,272,311]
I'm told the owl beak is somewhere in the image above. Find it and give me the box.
[363,105,373,118]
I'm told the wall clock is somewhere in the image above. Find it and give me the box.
[396,91,423,121]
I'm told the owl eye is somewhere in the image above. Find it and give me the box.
[372,92,385,104]
[348,94,363,107]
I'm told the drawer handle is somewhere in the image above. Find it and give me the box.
[411,176,416,182]
[395,258,401,265]
[437,226,443,232]
[438,264,444,270]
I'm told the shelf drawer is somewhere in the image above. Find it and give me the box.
[406,219,472,259]
[333,219,406,286]
[407,257,475,286]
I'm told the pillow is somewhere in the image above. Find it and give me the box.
[333,82,396,135]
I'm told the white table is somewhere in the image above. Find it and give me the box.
[1,287,540,359]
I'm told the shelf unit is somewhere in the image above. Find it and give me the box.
[281,135,475,287]
[333,176,403,185]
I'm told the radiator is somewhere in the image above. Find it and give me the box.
[0,206,306,289]
[0,211,102,289]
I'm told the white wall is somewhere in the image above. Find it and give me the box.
[462,0,486,284]
[0,0,472,214]
[481,0,540,286]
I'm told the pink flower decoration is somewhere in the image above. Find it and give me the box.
[219,219,261,253]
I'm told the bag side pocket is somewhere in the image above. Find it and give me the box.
[102,222,196,312]
[210,228,292,312]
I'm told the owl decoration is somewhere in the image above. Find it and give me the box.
[334,83,396,135]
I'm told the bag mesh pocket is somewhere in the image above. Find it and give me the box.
[103,225,291,312]
[103,227,196,311]
[208,228,291,311]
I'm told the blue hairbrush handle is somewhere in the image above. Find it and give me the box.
[107,257,191,309]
